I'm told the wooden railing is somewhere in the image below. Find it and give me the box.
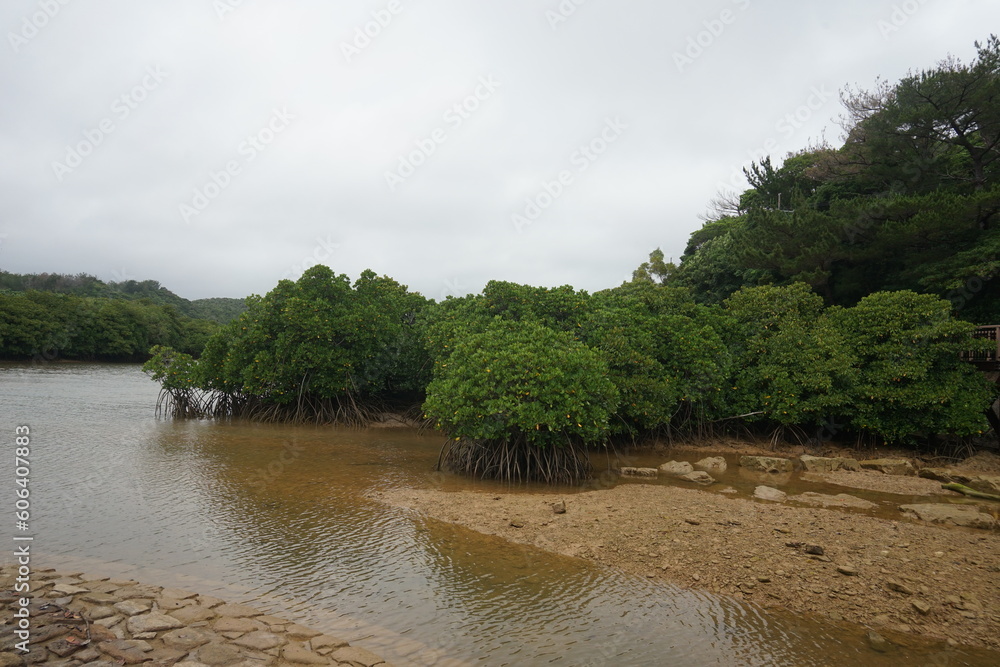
[962,325,1000,368]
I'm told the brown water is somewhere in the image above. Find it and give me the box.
[2,362,998,665]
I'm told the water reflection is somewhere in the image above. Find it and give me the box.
[2,363,997,665]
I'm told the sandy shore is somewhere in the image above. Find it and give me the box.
[376,449,1000,652]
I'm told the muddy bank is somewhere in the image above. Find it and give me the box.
[377,454,1000,652]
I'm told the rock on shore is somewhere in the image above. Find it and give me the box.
[0,566,389,667]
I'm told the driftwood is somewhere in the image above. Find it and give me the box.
[942,482,1000,502]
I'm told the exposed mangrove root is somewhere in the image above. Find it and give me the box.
[440,437,593,485]
[153,387,386,427]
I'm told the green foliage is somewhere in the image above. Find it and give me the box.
[584,282,730,434]
[191,265,429,418]
[829,291,995,442]
[0,270,246,324]
[0,291,215,361]
[423,319,618,447]
[723,284,857,428]
[660,38,1000,322]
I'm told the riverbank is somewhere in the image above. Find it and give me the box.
[376,445,1000,652]
[0,566,389,667]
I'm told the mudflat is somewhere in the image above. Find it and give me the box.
[377,446,1000,652]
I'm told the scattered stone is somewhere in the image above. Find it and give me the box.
[117,584,162,599]
[918,467,958,483]
[46,638,84,658]
[804,544,824,556]
[156,597,191,611]
[213,618,264,634]
[866,630,891,653]
[793,492,877,510]
[195,643,243,666]
[551,500,566,514]
[168,605,218,625]
[309,635,349,652]
[212,604,262,618]
[0,652,26,667]
[329,645,385,667]
[51,583,90,595]
[114,599,153,616]
[281,643,328,665]
[719,487,737,494]
[756,576,771,583]
[161,627,215,650]
[886,580,915,595]
[799,455,859,473]
[90,606,117,620]
[658,461,694,476]
[740,456,793,473]
[197,596,225,609]
[509,519,525,528]
[98,640,149,664]
[860,458,915,476]
[619,467,658,478]
[684,518,701,525]
[146,647,189,665]
[160,588,199,600]
[836,565,858,576]
[126,612,185,635]
[80,592,119,605]
[679,471,715,485]
[899,504,998,530]
[753,486,787,502]
[693,457,727,474]
[912,600,932,615]
[233,631,285,651]
[285,624,321,640]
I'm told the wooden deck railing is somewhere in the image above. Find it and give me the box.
[962,325,1000,368]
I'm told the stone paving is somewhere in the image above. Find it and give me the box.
[0,566,390,667]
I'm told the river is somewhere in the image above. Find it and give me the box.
[1,362,993,665]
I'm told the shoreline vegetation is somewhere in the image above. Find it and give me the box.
[137,34,1000,478]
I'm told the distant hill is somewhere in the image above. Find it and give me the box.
[0,271,246,324]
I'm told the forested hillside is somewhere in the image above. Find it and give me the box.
[637,36,1000,324]
[0,271,246,323]
[0,272,245,361]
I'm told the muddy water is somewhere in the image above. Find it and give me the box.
[2,362,998,665]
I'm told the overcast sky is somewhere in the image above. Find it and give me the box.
[1,1,997,301]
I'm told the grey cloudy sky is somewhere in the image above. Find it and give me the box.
[1,0,997,301]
